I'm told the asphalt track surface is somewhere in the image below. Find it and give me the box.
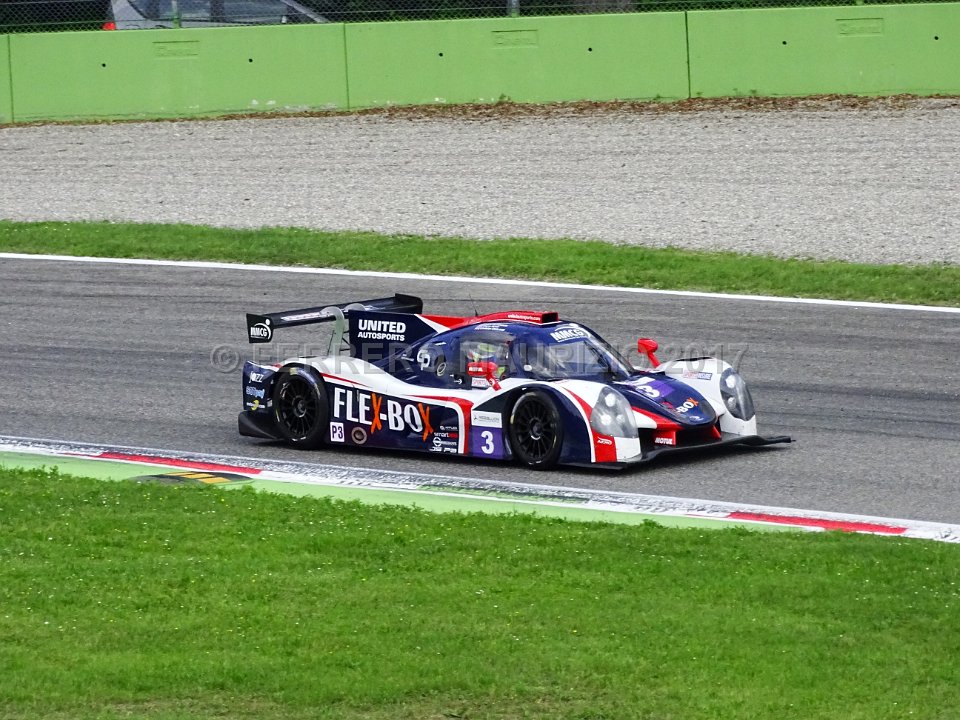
[2,256,958,523]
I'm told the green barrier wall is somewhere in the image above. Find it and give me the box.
[343,13,689,108]
[689,3,960,97]
[3,3,959,123]
[0,36,11,124]
[9,24,348,121]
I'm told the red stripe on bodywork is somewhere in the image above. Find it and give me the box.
[421,314,469,329]
[412,394,474,416]
[90,452,262,475]
[411,394,474,454]
[320,373,370,388]
[422,311,557,331]
[632,406,682,430]
[563,388,616,463]
[727,512,908,535]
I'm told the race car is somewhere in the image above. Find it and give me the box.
[238,294,790,469]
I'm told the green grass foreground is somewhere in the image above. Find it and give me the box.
[2,467,959,720]
[2,220,960,306]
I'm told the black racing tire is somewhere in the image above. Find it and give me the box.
[272,367,329,449]
[508,390,564,469]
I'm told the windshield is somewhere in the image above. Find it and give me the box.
[519,336,632,381]
[128,0,313,22]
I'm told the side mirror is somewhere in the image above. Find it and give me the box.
[466,360,501,391]
[637,338,660,368]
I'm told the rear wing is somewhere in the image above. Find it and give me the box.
[246,294,423,344]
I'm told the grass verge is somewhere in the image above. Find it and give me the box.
[2,220,959,307]
[2,466,958,720]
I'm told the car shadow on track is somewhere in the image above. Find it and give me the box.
[236,435,792,482]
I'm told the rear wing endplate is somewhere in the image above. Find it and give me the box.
[246,294,422,344]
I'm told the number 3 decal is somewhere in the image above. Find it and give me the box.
[480,430,495,455]
[633,377,661,399]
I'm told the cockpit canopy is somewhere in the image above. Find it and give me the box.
[397,321,634,388]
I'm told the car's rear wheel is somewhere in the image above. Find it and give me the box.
[508,390,564,469]
[273,367,328,449]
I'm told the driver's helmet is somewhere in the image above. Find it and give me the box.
[465,341,510,378]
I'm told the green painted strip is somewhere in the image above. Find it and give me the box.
[0,451,158,480]
[0,449,791,532]
[0,36,12,124]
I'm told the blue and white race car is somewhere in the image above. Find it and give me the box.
[239,294,790,469]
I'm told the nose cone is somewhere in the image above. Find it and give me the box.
[615,375,717,427]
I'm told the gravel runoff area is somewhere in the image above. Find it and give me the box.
[1,97,958,265]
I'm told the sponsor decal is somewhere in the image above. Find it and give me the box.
[550,326,590,342]
[682,371,713,381]
[351,427,368,445]
[249,322,271,341]
[471,377,491,389]
[472,410,501,428]
[416,403,434,441]
[249,372,267,383]
[331,387,434,441]
[245,386,265,399]
[355,318,407,342]
[674,398,700,414]
[330,422,345,443]
[430,435,457,454]
[653,430,677,446]
[596,437,613,446]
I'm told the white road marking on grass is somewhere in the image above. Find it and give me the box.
[2,436,958,543]
[3,252,959,314]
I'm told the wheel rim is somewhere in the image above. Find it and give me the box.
[514,398,557,462]
[276,376,319,438]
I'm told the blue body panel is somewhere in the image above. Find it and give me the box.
[615,375,716,427]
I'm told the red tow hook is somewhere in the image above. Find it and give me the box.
[637,338,660,368]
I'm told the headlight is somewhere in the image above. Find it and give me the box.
[590,388,637,438]
[720,368,756,420]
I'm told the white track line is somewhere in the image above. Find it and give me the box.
[3,252,958,314]
[2,436,958,543]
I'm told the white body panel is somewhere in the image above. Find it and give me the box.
[654,358,758,436]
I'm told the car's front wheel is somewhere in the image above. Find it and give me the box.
[272,367,328,449]
[508,390,564,469]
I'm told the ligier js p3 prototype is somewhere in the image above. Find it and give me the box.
[239,294,790,469]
